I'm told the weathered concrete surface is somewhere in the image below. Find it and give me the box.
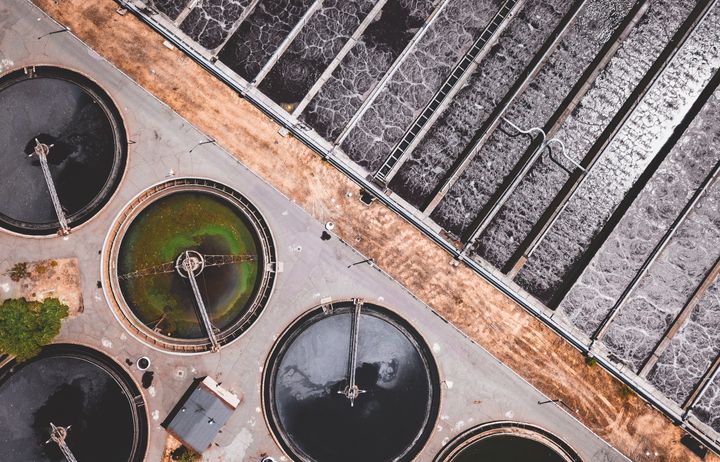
[13,0,716,460]
[0,258,83,315]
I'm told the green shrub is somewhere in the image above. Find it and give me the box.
[0,298,69,362]
[171,445,200,462]
[8,262,30,282]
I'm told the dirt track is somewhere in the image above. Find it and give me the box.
[29,1,717,460]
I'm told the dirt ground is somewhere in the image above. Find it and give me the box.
[162,434,187,462]
[0,258,83,315]
[30,1,717,460]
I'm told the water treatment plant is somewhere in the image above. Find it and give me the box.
[1,0,720,461]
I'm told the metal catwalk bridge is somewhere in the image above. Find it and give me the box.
[373,0,518,184]
[338,298,366,406]
[118,254,255,280]
[31,139,70,235]
[177,251,221,352]
[119,251,257,352]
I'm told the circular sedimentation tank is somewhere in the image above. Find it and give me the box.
[0,66,127,235]
[434,423,583,462]
[106,178,275,352]
[0,344,147,462]
[264,301,440,462]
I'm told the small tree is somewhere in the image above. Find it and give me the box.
[0,298,69,362]
[171,445,200,462]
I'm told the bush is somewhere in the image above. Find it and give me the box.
[620,383,635,399]
[585,356,597,367]
[0,298,69,362]
[8,262,30,282]
[171,446,200,462]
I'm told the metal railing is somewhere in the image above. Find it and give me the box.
[31,140,70,234]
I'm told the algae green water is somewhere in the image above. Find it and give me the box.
[118,191,260,339]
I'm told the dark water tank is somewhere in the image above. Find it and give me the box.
[0,344,147,461]
[0,66,126,235]
[264,301,440,462]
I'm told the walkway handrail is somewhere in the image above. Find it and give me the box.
[31,140,70,235]
[183,254,221,352]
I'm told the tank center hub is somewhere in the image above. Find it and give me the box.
[32,139,51,157]
[175,250,205,278]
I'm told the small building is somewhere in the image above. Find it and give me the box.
[163,376,240,454]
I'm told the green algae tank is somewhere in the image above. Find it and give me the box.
[118,191,261,339]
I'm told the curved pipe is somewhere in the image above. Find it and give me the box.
[501,117,547,140]
[545,138,586,172]
[501,118,585,173]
